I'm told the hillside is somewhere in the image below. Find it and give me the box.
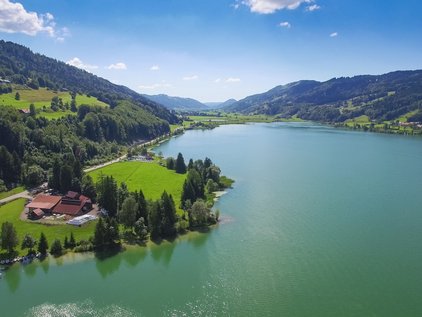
[226,70,422,123]
[0,40,177,124]
[143,94,208,111]
[205,99,237,109]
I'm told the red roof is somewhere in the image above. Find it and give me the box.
[27,195,61,210]
[53,199,85,216]
[32,208,45,217]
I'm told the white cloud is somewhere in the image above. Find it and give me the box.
[67,57,98,71]
[182,75,199,81]
[107,62,127,70]
[0,0,68,39]
[306,4,320,11]
[226,77,241,83]
[241,0,314,14]
[150,65,160,71]
[279,21,291,28]
[330,32,338,37]
[214,78,222,83]
[139,82,172,90]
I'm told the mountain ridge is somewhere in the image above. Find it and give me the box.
[225,70,422,122]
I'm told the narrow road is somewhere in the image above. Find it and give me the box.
[0,190,32,204]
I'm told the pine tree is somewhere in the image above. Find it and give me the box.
[38,232,49,255]
[175,153,187,174]
[69,232,76,249]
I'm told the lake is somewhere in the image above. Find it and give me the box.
[1,122,422,316]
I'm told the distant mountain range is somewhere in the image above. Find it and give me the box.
[204,99,237,109]
[225,70,422,123]
[142,94,208,111]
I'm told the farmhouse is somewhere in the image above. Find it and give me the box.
[53,192,92,216]
[26,191,92,219]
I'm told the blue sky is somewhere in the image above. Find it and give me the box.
[0,0,421,102]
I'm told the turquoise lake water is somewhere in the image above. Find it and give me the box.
[1,122,422,316]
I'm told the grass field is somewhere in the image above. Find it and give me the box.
[0,199,96,258]
[88,161,186,212]
[0,186,25,200]
[0,88,108,119]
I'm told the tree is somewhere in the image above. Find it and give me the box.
[24,165,44,187]
[15,92,20,100]
[70,97,77,112]
[38,232,49,255]
[29,103,36,116]
[60,165,73,193]
[134,217,148,241]
[166,157,175,170]
[1,222,19,254]
[21,234,36,253]
[94,217,106,248]
[50,239,63,256]
[97,175,118,217]
[148,200,162,240]
[118,196,138,229]
[69,232,76,249]
[117,182,129,210]
[49,158,61,190]
[81,175,96,202]
[160,191,177,237]
[189,200,212,227]
[64,236,69,249]
[175,152,187,174]
[135,190,148,225]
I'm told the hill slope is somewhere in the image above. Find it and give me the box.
[226,70,422,122]
[0,40,177,123]
[143,94,208,111]
[205,99,237,109]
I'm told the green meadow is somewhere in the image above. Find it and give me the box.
[0,199,96,258]
[88,161,186,213]
[0,88,108,119]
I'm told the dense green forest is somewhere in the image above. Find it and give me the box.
[226,70,422,123]
[0,40,179,190]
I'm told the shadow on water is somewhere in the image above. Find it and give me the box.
[23,261,37,278]
[3,265,21,293]
[94,247,123,279]
[149,240,176,267]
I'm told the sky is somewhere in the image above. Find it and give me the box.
[0,0,421,102]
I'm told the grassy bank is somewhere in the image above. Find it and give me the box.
[0,186,25,200]
[0,199,96,258]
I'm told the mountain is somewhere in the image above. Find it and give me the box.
[0,40,177,123]
[205,99,237,109]
[226,70,422,122]
[143,94,208,111]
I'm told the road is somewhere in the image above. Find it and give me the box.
[0,190,32,204]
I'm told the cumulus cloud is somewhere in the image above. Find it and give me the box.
[241,0,314,14]
[306,4,320,11]
[107,62,127,70]
[182,75,199,81]
[330,32,338,37]
[0,0,68,39]
[279,21,291,28]
[139,82,172,90]
[67,57,98,71]
[225,77,241,83]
